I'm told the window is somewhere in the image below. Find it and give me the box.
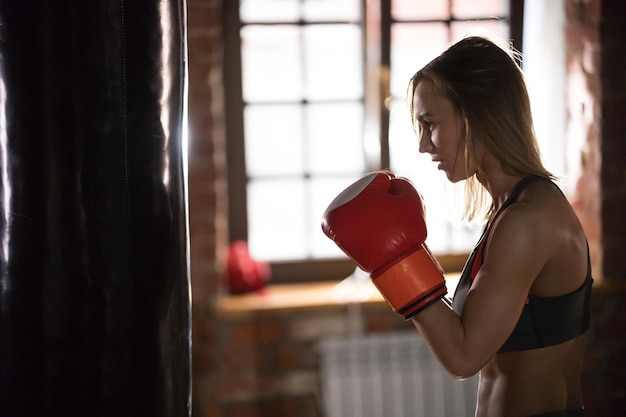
[223,0,523,283]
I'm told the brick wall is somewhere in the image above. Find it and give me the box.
[187,0,228,303]
[196,304,413,417]
[186,0,230,413]
[598,0,626,281]
[578,0,626,414]
[564,0,603,278]
[187,0,626,416]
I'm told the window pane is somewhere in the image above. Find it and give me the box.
[450,20,510,43]
[241,25,302,102]
[392,0,450,20]
[388,99,419,177]
[452,0,509,19]
[390,23,450,97]
[248,178,307,260]
[303,0,361,21]
[240,0,299,22]
[310,177,362,258]
[241,0,361,23]
[244,104,304,177]
[304,24,363,101]
[307,103,365,175]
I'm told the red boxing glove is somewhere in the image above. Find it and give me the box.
[226,241,270,294]
[322,172,446,319]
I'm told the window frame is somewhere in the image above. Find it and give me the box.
[222,0,524,284]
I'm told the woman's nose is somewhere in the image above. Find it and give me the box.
[418,133,433,153]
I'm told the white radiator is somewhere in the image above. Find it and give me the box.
[319,331,478,417]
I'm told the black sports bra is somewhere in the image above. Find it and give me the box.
[451,176,593,353]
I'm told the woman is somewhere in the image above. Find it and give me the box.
[407,37,592,416]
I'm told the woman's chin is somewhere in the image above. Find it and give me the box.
[444,171,462,183]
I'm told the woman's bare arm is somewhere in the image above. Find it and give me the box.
[410,203,556,378]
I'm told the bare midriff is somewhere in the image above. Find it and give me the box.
[475,333,587,417]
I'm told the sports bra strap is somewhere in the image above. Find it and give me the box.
[470,175,542,279]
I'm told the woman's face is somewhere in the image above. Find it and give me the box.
[413,81,474,183]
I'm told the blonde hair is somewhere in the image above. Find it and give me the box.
[408,36,553,221]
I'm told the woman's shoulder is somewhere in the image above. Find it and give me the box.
[493,178,588,294]
[504,178,577,230]
[486,179,580,264]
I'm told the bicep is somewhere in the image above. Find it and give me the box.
[411,209,558,377]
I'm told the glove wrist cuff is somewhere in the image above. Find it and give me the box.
[372,245,447,319]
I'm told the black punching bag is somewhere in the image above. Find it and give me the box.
[0,1,191,416]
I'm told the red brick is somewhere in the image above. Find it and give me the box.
[187,5,221,29]
[227,403,262,417]
[265,396,321,417]
[272,343,314,371]
[197,404,223,417]
[365,310,412,333]
[220,345,265,373]
[206,374,281,402]
[230,321,288,344]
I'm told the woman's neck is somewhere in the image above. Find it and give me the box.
[476,163,526,215]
